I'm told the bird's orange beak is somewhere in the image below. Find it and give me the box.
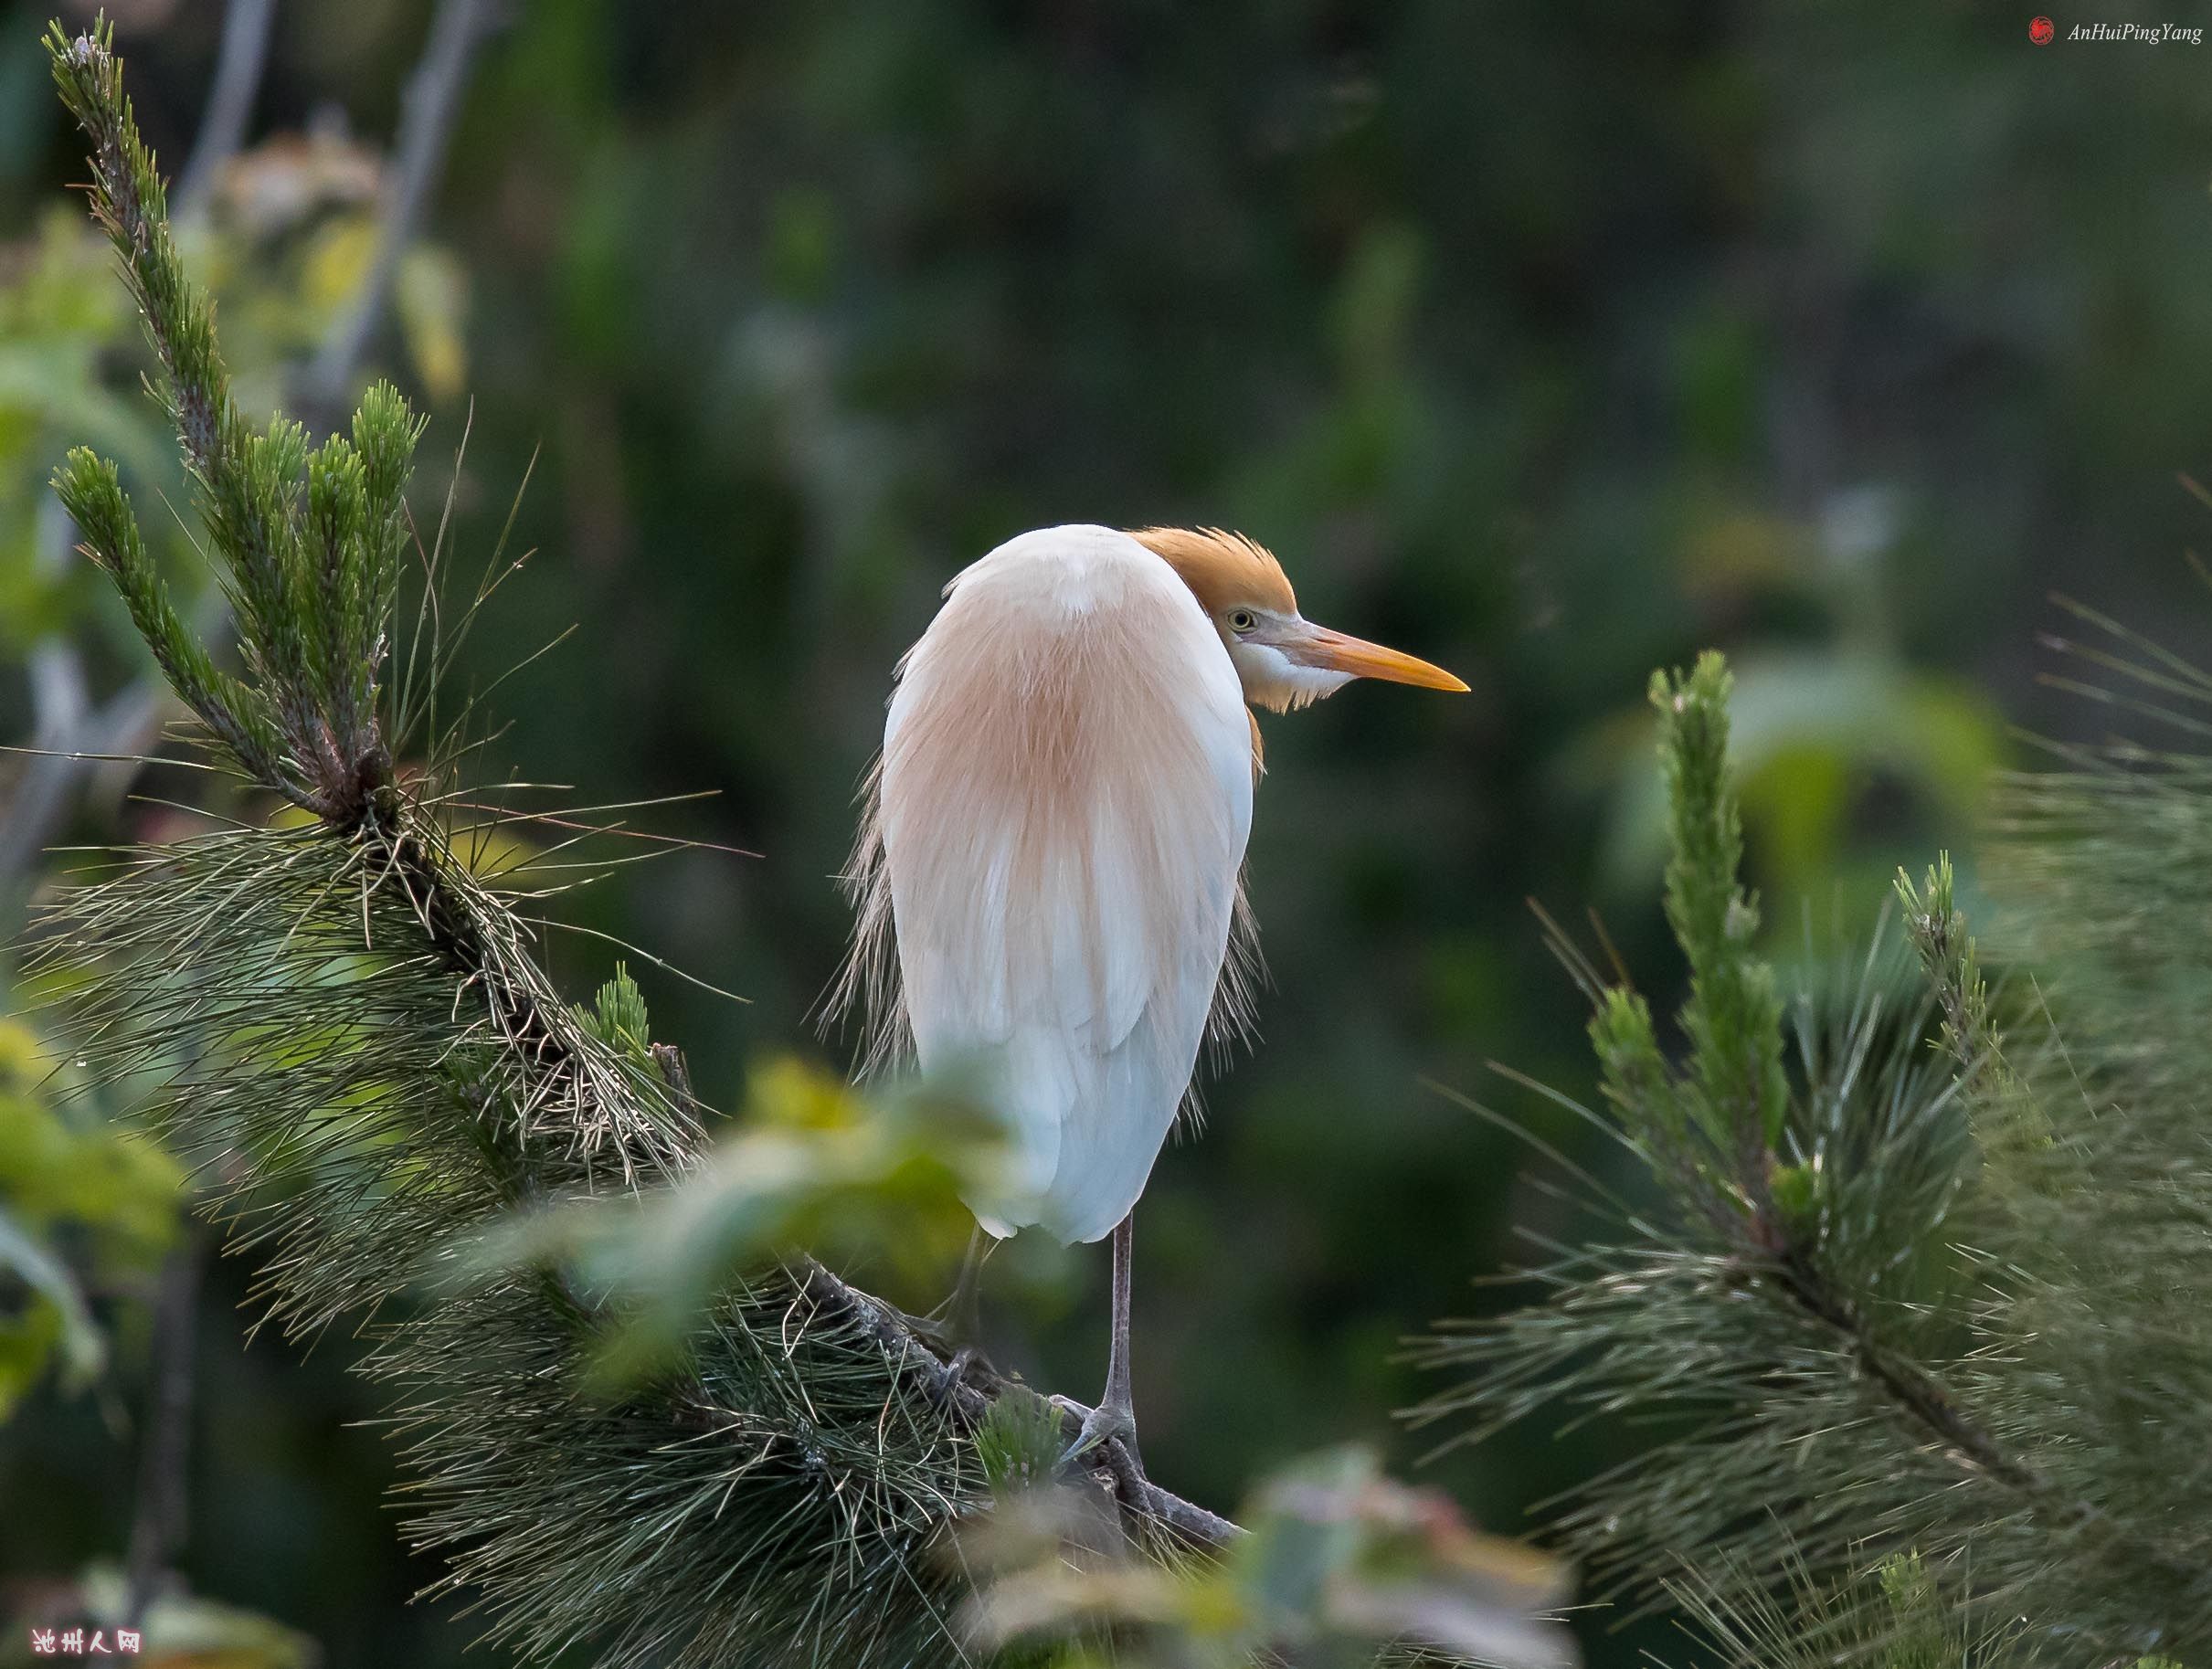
[1283,622,1469,692]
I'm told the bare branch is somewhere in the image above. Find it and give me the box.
[123,1236,205,1629]
[305,0,500,415]
[175,0,278,222]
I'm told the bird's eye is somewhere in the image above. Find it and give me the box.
[1228,609,1257,634]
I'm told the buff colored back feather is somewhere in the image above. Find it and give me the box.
[833,524,1263,1243]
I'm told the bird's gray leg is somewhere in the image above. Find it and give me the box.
[926,1226,991,1402]
[1062,1212,1143,1481]
[1106,1211,1138,1450]
[948,1224,985,1348]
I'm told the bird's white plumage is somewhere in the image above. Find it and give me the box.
[871,525,1253,1244]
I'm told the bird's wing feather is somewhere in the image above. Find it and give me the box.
[863,525,1253,1244]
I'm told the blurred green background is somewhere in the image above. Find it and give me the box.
[2,0,2210,1663]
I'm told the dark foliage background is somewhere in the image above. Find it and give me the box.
[2,2,2209,1664]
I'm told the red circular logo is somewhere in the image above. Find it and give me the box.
[2029,15,2055,43]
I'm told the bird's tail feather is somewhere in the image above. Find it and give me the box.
[818,753,912,1078]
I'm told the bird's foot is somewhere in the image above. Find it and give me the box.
[1053,1394,1146,1491]
[926,1343,994,1406]
[886,1302,951,1347]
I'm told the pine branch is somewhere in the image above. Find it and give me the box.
[35,23,1235,1665]
[794,1261,1242,1547]
[1417,650,2212,1659]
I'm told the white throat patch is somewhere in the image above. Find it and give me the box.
[1233,641,1355,712]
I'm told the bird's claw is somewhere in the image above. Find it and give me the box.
[927,1343,991,1406]
[894,1302,953,1347]
[1053,1395,1146,1489]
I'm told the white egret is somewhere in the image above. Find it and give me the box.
[842,523,1466,1469]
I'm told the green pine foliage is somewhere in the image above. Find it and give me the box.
[32,21,1003,1665]
[1667,1551,2015,1669]
[46,18,423,817]
[1421,634,2212,1658]
[1588,655,1794,1219]
[47,21,408,812]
